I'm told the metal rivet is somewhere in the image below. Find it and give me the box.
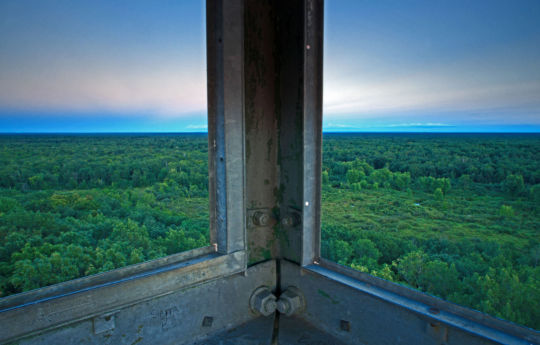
[340,320,350,332]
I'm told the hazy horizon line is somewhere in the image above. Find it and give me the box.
[1,131,539,135]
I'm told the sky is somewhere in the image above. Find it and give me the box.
[0,0,539,132]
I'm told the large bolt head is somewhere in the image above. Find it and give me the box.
[250,287,277,316]
[276,287,305,316]
[276,299,290,314]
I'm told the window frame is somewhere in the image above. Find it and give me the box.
[0,2,247,341]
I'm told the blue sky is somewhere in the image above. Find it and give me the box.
[0,0,539,132]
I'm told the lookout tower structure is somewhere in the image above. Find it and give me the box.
[0,1,538,344]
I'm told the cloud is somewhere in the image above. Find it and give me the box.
[386,122,454,128]
[0,60,208,118]
[325,123,355,128]
[186,124,208,129]
[323,51,540,125]
[324,74,540,118]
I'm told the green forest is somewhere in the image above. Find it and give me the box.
[0,134,209,296]
[321,133,539,330]
[0,133,539,330]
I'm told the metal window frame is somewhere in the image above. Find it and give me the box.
[0,2,248,342]
[301,0,539,342]
[207,0,246,256]
[301,0,324,267]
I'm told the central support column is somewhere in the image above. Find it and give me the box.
[243,0,323,265]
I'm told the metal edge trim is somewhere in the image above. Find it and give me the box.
[304,261,539,345]
[0,250,246,343]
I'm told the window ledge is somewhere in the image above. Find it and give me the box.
[0,247,246,343]
[304,259,539,345]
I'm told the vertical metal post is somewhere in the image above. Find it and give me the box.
[209,0,323,265]
[207,0,246,255]
[277,0,324,266]
[301,0,324,266]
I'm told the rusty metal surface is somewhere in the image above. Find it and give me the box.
[244,0,280,264]
[279,260,537,345]
[8,260,275,345]
[241,0,323,266]
[0,251,247,343]
[275,0,305,265]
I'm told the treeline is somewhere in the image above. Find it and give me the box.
[324,133,540,185]
[0,134,208,195]
[321,133,540,329]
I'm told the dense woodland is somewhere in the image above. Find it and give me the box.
[0,133,538,329]
[321,133,539,330]
[0,134,209,296]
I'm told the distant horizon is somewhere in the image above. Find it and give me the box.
[1,130,539,135]
[0,110,539,134]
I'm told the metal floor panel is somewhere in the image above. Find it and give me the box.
[278,316,348,345]
[191,316,275,345]
[190,315,348,345]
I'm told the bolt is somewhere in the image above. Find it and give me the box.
[276,299,290,314]
[281,213,301,227]
[264,299,277,314]
[252,211,270,226]
[250,286,277,316]
[276,286,305,316]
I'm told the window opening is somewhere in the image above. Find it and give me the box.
[0,1,210,297]
[321,0,540,330]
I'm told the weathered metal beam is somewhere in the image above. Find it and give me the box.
[14,260,275,345]
[1,250,247,343]
[301,0,324,267]
[279,260,539,345]
[244,0,280,264]
[0,246,215,312]
[277,0,324,266]
[207,0,246,255]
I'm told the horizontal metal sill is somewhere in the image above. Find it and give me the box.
[0,248,246,343]
[305,259,539,345]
